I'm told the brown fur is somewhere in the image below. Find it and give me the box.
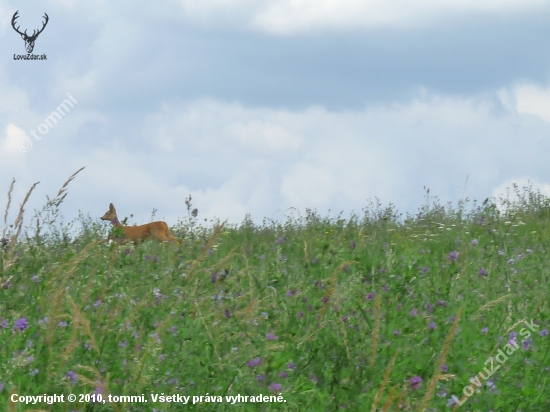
[101,203,179,244]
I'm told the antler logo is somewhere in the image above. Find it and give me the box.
[11,11,49,54]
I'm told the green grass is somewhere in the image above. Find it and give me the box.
[1,176,549,411]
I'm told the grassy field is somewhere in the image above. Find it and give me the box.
[0,173,549,411]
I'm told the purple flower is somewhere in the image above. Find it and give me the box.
[471,239,479,246]
[268,383,283,393]
[287,362,296,370]
[522,339,532,351]
[31,275,40,283]
[29,369,39,376]
[224,309,231,319]
[13,318,28,332]
[441,364,448,372]
[478,268,487,276]
[539,329,548,337]
[0,319,8,329]
[447,251,458,261]
[123,248,131,255]
[278,371,288,378]
[256,374,265,382]
[410,376,422,390]
[428,322,436,330]
[321,296,330,304]
[66,370,77,385]
[437,300,446,307]
[247,358,262,368]
[410,308,417,317]
[211,272,218,283]
[119,341,128,348]
[366,292,376,301]
[58,321,68,327]
[481,327,489,334]
[393,330,399,336]
[275,236,284,244]
[266,333,277,341]
[286,290,294,297]
[422,266,430,273]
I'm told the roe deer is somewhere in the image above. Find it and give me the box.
[101,203,179,244]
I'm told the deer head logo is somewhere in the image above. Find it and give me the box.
[11,11,49,54]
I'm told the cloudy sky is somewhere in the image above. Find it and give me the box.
[2,0,550,230]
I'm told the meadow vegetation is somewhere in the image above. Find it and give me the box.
[0,170,549,411]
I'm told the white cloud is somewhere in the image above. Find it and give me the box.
[196,0,543,36]
[2,70,550,226]
[514,84,550,122]
[173,0,548,34]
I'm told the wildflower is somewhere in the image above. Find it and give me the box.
[29,369,39,376]
[321,296,330,303]
[349,241,356,252]
[478,268,487,276]
[66,370,77,385]
[268,383,283,393]
[247,358,262,367]
[437,299,446,307]
[266,333,277,341]
[366,292,376,301]
[0,319,8,329]
[278,371,288,378]
[410,308,417,317]
[211,272,218,283]
[287,362,296,370]
[31,275,40,283]
[191,208,198,217]
[410,376,422,390]
[256,374,265,382]
[393,330,399,336]
[58,321,68,327]
[447,251,458,261]
[471,239,479,246]
[0,382,3,391]
[119,341,128,348]
[539,329,548,337]
[13,318,28,332]
[522,339,532,351]
[422,266,429,273]
[158,354,165,361]
[481,327,489,334]
[224,309,231,319]
[309,373,319,383]
[93,299,101,307]
[275,236,284,244]
[285,290,294,297]
[441,364,448,372]
[428,322,436,330]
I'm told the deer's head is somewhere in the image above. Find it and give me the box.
[12,11,49,54]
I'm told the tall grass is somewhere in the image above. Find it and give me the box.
[0,173,549,411]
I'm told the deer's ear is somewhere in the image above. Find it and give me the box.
[109,203,115,210]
